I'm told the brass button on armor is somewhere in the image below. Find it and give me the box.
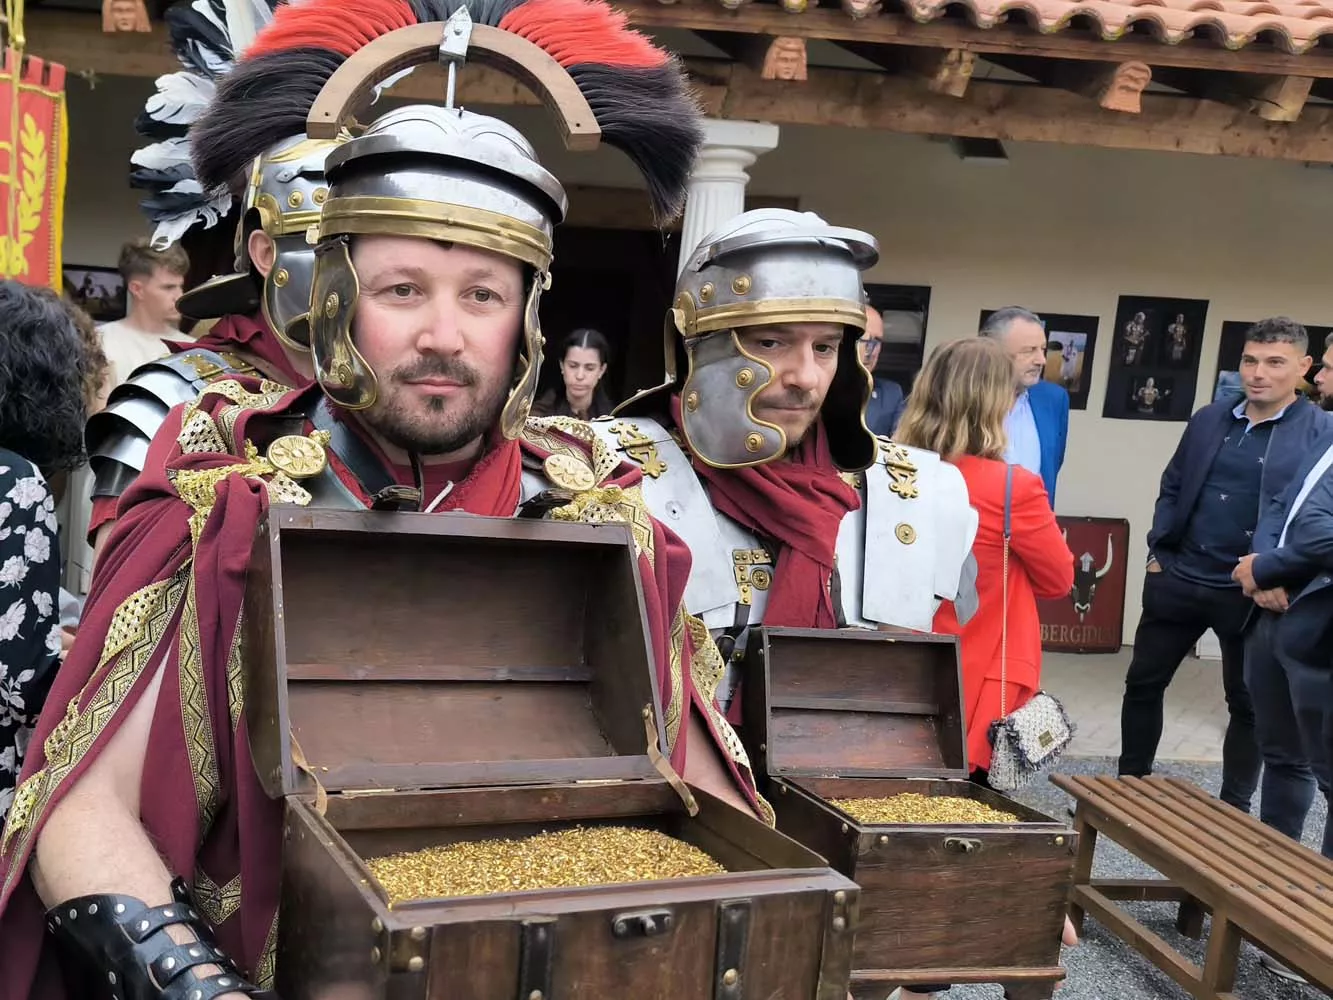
[288,190,304,208]
[312,186,328,205]
[544,453,596,491]
[685,391,700,412]
[735,368,755,388]
[744,432,763,453]
[266,433,330,479]
[699,282,714,303]
[323,292,339,318]
[895,523,917,545]
[751,568,772,590]
[272,267,289,288]
[731,274,751,294]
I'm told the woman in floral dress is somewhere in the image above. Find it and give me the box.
[0,282,96,824]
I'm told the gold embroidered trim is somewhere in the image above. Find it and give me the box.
[523,415,622,485]
[548,484,655,565]
[685,615,775,828]
[665,608,686,754]
[1,570,188,880]
[193,867,242,926]
[255,911,280,988]
[177,409,229,456]
[227,603,245,733]
[179,579,220,834]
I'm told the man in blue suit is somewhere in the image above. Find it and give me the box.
[1234,330,1333,861]
[980,306,1068,503]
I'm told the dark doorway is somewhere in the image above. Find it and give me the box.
[539,227,681,410]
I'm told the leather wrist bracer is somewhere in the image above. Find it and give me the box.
[45,876,274,1000]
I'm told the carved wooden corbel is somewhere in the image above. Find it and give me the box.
[762,37,807,82]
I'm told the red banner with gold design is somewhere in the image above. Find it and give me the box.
[0,48,67,290]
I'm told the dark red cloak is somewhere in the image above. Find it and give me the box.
[1,382,762,999]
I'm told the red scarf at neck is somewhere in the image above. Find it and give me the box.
[675,396,861,628]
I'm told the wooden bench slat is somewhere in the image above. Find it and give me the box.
[1099,777,1333,953]
[1057,774,1333,975]
[1162,776,1333,885]
[1117,776,1333,932]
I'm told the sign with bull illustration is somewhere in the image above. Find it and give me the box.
[1038,515,1130,653]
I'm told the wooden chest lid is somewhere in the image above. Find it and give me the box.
[741,626,968,780]
[242,508,666,799]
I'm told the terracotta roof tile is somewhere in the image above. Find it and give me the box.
[898,0,1333,51]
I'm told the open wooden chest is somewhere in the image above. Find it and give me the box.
[741,626,1078,1000]
[242,508,860,1000]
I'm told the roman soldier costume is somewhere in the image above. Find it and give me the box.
[599,209,980,718]
[0,2,764,998]
[84,0,342,543]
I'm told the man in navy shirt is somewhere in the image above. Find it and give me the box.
[1119,317,1330,812]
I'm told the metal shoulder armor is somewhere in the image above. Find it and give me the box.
[85,349,261,502]
[588,416,770,626]
[846,437,980,632]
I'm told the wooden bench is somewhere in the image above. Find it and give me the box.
[1052,774,1333,999]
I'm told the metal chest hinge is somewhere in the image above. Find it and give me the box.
[714,899,752,1000]
[815,888,857,1000]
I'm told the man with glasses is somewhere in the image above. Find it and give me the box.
[860,304,906,436]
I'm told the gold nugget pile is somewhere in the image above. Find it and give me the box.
[367,826,726,903]
[831,793,1022,825]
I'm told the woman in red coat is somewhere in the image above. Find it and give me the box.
[891,337,1078,1000]
[897,337,1074,778]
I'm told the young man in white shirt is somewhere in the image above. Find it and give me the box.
[94,238,191,409]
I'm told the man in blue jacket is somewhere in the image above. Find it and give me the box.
[1232,330,1333,859]
[980,306,1068,502]
[1119,317,1329,813]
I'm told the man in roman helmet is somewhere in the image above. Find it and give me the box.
[83,0,342,561]
[0,2,764,997]
[599,209,980,724]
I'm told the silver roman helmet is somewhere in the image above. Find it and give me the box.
[626,208,880,471]
[132,0,344,345]
[309,106,567,434]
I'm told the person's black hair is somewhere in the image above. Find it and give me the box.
[1245,316,1308,355]
[560,327,611,365]
[0,280,90,472]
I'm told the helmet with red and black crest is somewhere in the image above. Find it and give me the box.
[188,0,703,430]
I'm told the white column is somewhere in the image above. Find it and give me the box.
[677,118,780,275]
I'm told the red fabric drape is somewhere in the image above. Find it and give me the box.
[675,397,860,629]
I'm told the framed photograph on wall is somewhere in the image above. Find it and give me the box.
[1212,319,1331,402]
[1102,294,1208,421]
[62,266,126,323]
[979,309,1099,410]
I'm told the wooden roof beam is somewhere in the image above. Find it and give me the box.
[705,61,1333,165]
[1154,66,1314,121]
[833,42,975,97]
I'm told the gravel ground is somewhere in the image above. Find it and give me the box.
[898,756,1329,1000]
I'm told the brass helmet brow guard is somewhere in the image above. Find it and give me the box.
[304,9,597,432]
[624,208,880,471]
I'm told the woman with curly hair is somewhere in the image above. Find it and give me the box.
[0,280,92,823]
